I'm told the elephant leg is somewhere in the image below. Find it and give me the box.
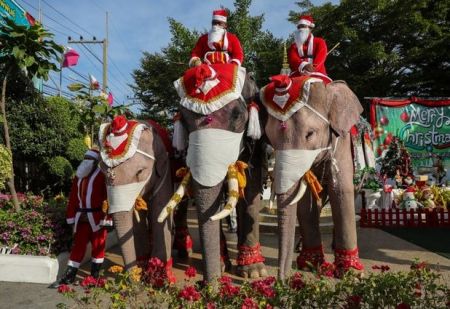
[277,182,302,281]
[112,210,136,270]
[296,189,325,270]
[192,179,224,282]
[236,166,267,279]
[220,226,232,272]
[132,210,151,261]
[173,198,193,258]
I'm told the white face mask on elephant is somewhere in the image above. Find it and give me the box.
[106,174,151,214]
[274,147,330,194]
[186,128,244,187]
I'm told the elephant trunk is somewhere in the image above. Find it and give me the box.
[209,164,240,222]
[157,171,191,223]
[289,178,308,206]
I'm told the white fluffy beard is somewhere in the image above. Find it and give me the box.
[294,28,310,46]
[208,25,225,44]
[76,160,96,179]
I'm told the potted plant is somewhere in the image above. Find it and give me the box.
[355,167,383,210]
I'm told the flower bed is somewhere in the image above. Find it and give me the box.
[57,259,450,309]
[0,193,72,256]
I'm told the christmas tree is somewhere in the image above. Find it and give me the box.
[380,137,412,179]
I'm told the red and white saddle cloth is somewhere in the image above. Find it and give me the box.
[99,120,148,168]
[260,75,323,122]
[173,63,246,115]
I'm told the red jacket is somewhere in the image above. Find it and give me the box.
[288,36,328,76]
[66,167,108,232]
[190,32,244,66]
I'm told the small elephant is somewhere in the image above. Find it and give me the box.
[261,76,364,279]
[99,116,175,281]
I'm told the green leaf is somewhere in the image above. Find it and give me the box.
[23,56,36,67]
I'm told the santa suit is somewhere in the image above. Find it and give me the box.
[288,35,328,77]
[66,167,109,268]
[190,32,244,66]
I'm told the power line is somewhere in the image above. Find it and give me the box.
[80,43,103,65]
[67,68,89,82]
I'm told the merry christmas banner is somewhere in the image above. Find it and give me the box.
[370,97,450,168]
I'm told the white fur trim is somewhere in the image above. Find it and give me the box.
[260,78,323,122]
[298,19,314,27]
[85,150,99,160]
[275,79,293,92]
[173,66,246,115]
[247,105,262,140]
[66,218,75,224]
[299,61,310,72]
[91,258,104,263]
[67,260,80,268]
[115,122,128,134]
[230,59,241,66]
[99,123,148,167]
[213,15,227,22]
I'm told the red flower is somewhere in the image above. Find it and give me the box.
[80,275,98,288]
[290,272,305,290]
[143,257,168,288]
[318,261,335,277]
[57,284,73,293]
[410,261,428,271]
[184,266,197,278]
[206,303,216,309]
[346,295,362,308]
[148,257,164,268]
[219,275,232,285]
[178,285,201,302]
[251,277,276,298]
[241,297,258,309]
[396,303,411,309]
[96,277,107,288]
[372,264,390,272]
[220,282,241,297]
[265,305,273,309]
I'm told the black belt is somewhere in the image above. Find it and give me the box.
[76,208,102,213]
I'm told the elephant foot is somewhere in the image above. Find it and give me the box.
[296,245,325,271]
[173,227,193,258]
[236,243,267,278]
[334,247,364,278]
[236,262,268,279]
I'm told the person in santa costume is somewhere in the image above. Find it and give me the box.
[288,15,328,79]
[50,149,110,288]
[189,9,244,67]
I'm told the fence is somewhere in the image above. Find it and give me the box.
[359,208,450,228]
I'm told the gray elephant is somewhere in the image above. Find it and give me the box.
[261,75,364,279]
[98,116,175,282]
[159,63,267,281]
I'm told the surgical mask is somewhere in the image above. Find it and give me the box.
[76,159,95,178]
[294,28,310,45]
[106,174,151,214]
[274,147,330,194]
[272,93,290,109]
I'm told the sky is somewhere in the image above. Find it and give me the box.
[16,0,337,108]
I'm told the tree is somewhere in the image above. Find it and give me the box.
[289,0,450,109]
[132,0,284,127]
[0,18,63,210]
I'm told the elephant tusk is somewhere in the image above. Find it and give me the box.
[157,171,191,223]
[289,178,308,206]
[210,165,240,222]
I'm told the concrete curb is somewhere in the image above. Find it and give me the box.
[0,230,118,284]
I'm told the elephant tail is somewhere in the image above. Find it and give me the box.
[157,169,191,223]
[209,163,241,222]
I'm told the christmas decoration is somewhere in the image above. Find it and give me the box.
[379,137,412,181]
[400,110,410,122]
[380,115,389,126]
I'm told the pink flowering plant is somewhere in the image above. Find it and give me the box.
[57,258,449,308]
[0,193,72,256]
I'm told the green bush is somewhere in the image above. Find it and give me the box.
[0,145,12,190]
[47,156,73,179]
[0,193,72,256]
[66,138,88,162]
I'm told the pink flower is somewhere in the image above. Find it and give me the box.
[80,275,98,287]
[57,284,73,293]
[241,297,258,309]
[220,282,241,297]
[219,275,232,285]
[206,303,216,309]
[290,272,305,290]
[251,277,276,298]
[318,261,335,277]
[265,305,273,309]
[184,266,197,278]
[178,285,201,302]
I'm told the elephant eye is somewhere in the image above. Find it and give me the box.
[306,130,315,140]
[136,168,145,177]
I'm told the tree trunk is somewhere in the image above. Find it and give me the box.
[1,73,20,212]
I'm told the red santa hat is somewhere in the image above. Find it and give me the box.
[84,149,100,160]
[270,75,292,92]
[111,115,128,135]
[212,9,228,23]
[298,15,315,28]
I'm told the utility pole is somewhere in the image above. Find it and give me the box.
[68,12,109,92]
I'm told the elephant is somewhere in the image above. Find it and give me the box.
[261,75,364,280]
[98,116,175,281]
[159,63,268,282]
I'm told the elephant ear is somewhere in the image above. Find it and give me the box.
[326,81,363,136]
